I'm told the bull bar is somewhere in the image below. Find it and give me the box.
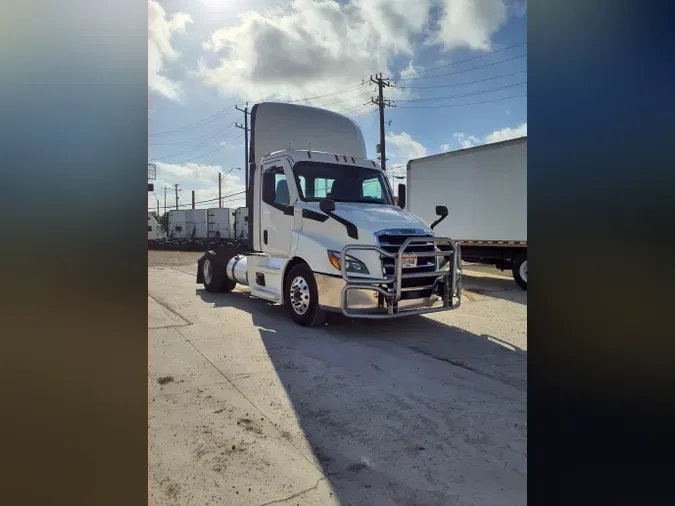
[339,236,462,319]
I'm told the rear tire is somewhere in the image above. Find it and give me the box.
[202,252,236,293]
[512,253,527,291]
[284,263,326,327]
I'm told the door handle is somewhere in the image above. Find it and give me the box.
[263,230,268,244]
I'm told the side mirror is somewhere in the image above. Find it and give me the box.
[320,198,336,213]
[430,205,449,230]
[397,184,406,209]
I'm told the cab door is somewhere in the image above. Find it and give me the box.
[260,157,296,257]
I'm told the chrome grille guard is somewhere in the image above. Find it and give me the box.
[339,237,462,319]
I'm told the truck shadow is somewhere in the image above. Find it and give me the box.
[462,272,527,306]
[195,288,527,505]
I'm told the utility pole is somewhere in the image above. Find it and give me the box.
[218,173,222,208]
[191,190,195,209]
[370,73,394,173]
[174,184,180,210]
[163,186,167,215]
[235,103,251,192]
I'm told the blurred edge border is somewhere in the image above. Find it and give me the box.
[528,0,675,503]
[0,0,673,504]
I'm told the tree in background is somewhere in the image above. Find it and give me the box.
[149,212,169,233]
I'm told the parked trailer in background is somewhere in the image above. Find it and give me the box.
[184,209,208,239]
[148,213,164,241]
[234,207,249,241]
[208,208,236,240]
[403,136,527,290]
[168,210,187,239]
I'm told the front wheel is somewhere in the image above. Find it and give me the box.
[512,253,527,291]
[284,263,326,326]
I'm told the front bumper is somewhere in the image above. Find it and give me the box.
[317,236,463,319]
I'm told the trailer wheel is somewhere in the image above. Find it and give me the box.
[512,253,527,291]
[284,263,326,327]
[202,252,236,293]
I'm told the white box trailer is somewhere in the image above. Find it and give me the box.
[148,213,164,241]
[207,208,236,239]
[184,209,208,239]
[404,136,527,289]
[234,207,249,241]
[167,210,187,239]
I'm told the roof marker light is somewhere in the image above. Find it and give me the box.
[307,151,312,159]
[334,154,339,161]
[343,155,347,162]
[351,156,355,163]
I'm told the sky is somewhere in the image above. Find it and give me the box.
[148,0,527,213]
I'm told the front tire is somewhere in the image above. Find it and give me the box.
[284,263,326,326]
[512,253,527,291]
[202,252,236,293]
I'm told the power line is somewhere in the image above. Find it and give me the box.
[394,81,527,103]
[170,133,244,165]
[339,102,371,115]
[398,69,527,89]
[150,125,237,161]
[148,190,247,211]
[316,90,372,109]
[150,106,236,137]
[353,107,379,119]
[395,92,527,109]
[405,41,527,78]
[284,82,367,103]
[149,123,240,146]
[396,53,527,83]
[149,82,368,141]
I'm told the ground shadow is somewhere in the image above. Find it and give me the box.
[461,271,527,306]
[196,288,527,505]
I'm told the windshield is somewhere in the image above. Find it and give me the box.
[292,161,394,205]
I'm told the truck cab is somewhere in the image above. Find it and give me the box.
[197,102,462,326]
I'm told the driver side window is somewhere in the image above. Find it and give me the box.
[262,168,290,207]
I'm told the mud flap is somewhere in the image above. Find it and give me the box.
[196,253,208,283]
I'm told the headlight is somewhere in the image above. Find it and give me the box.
[327,250,370,274]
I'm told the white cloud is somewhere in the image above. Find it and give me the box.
[484,122,527,143]
[441,143,450,152]
[386,131,428,162]
[453,132,480,149]
[449,122,527,150]
[196,0,511,111]
[399,60,419,80]
[432,0,509,52]
[509,0,528,18]
[149,0,193,101]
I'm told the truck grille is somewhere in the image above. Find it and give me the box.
[375,231,438,299]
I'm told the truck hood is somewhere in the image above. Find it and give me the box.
[329,203,431,235]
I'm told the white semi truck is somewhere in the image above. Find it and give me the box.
[196,102,463,326]
[402,136,527,290]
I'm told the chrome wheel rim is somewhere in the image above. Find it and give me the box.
[204,259,212,285]
[519,260,527,283]
[289,276,310,315]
